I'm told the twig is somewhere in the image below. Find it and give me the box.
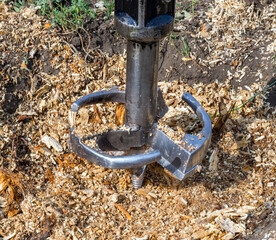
[61,40,80,56]
[79,27,91,53]
[11,135,17,160]
[84,47,100,62]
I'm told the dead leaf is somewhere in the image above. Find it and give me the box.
[7,208,20,218]
[35,84,52,98]
[0,169,26,216]
[0,169,25,196]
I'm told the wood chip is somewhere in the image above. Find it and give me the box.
[41,135,63,152]
[114,204,132,220]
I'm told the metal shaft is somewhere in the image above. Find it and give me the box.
[115,0,174,130]
[115,0,175,188]
[125,41,159,129]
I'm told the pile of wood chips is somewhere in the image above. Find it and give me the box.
[0,1,275,239]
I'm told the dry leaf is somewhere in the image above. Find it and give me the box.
[0,169,25,196]
[7,208,20,218]
[0,169,25,215]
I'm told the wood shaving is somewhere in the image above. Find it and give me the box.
[0,2,275,239]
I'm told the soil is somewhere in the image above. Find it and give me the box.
[245,212,276,240]
[60,0,276,113]
[65,0,275,94]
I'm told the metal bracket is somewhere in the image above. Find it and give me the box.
[69,89,211,181]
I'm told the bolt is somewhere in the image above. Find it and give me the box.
[131,165,146,189]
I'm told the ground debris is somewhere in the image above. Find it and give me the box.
[41,135,63,153]
[0,1,275,239]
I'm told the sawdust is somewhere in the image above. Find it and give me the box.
[0,1,275,239]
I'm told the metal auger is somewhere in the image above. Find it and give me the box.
[70,0,212,189]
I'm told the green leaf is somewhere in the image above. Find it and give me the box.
[14,6,21,12]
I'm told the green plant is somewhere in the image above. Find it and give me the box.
[24,56,28,65]
[35,0,58,16]
[169,33,191,59]
[103,0,114,20]
[0,0,14,4]
[4,0,115,30]
[13,0,26,12]
[209,79,276,121]
[34,0,96,30]
[180,36,190,58]
[185,0,201,15]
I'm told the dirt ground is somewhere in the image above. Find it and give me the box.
[0,0,276,239]
[67,0,276,104]
[67,0,275,87]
